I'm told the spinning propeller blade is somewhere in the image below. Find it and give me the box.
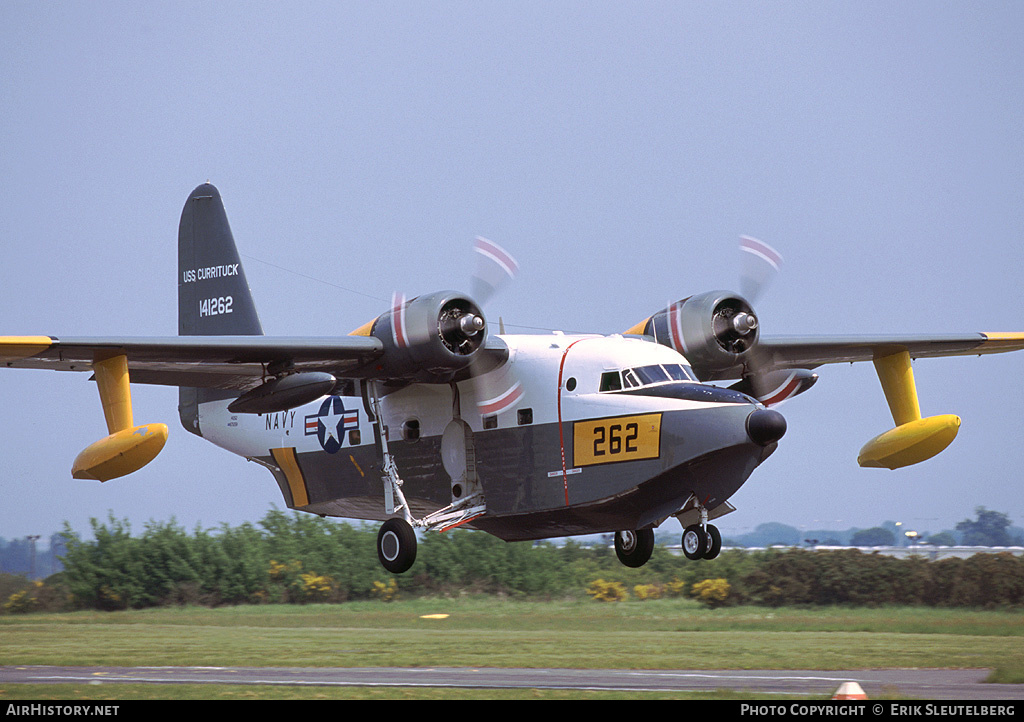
[739,235,782,304]
[735,236,812,406]
[468,237,520,417]
[472,236,519,307]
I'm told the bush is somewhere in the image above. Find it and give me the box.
[371,579,399,602]
[691,578,730,608]
[633,583,663,600]
[4,581,42,614]
[49,511,1024,610]
[587,579,628,602]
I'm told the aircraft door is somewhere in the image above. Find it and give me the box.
[441,418,481,503]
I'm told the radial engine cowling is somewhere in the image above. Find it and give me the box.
[367,291,488,383]
[630,290,760,381]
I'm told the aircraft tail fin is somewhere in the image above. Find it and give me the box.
[178,183,263,336]
[177,183,263,435]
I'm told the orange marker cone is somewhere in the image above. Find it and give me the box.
[832,681,868,699]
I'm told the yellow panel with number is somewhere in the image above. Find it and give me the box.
[573,413,662,467]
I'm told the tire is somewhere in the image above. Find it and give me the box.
[614,528,655,568]
[377,518,417,574]
[703,524,722,560]
[682,524,707,560]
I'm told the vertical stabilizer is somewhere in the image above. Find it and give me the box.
[178,184,263,435]
[178,184,263,336]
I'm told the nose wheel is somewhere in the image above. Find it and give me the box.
[682,523,721,560]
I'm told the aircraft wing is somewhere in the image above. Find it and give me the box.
[749,331,1024,373]
[723,331,1024,469]
[0,335,387,391]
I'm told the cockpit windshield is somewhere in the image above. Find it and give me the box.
[600,363,697,392]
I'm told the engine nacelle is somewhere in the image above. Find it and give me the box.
[627,290,760,380]
[357,291,489,383]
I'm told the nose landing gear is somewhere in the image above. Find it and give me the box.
[682,523,721,560]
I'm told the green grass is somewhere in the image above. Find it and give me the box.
[1,598,1022,698]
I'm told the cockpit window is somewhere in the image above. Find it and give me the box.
[664,363,697,381]
[634,365,670,385]
[599,371,622,392]
[601,363,697,392]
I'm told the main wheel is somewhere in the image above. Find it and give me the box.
[682,524,707,560]
[703,524,722,560]
[614,528,655,568]
[377,518,417,573]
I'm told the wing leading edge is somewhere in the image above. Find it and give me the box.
[751,331,1024,372]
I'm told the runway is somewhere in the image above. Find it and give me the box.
[3,666,1024,699]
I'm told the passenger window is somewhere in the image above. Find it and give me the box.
[599,371,622,392]
[518,408,533,425]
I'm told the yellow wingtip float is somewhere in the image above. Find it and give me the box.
[71,423,169,482]
[857,350,958,470]
[858,415,961,470]
[1,340,168,481]
[71,354,168,482]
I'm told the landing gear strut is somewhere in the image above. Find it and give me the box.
[614,528,655,568]
[367,380,487,574]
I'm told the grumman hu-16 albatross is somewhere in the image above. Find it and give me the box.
[3,185,1023,572]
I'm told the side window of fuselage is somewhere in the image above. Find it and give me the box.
[599,371,622,392]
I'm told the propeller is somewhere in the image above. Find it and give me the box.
[739,235,782,304]
[467,237,522,418]
[734,236,816,406]
[443,237,521,507]
[471,236,520,306]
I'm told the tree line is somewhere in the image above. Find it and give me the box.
[2,509,1023,612]
[721,507,1022,548]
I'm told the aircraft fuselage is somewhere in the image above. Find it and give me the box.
[197,333,781,541]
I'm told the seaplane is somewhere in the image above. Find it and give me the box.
[2,184,1021,572]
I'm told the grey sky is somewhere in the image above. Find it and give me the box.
[2,2,1022,543]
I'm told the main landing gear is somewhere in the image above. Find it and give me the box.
[377,518,418,574]
[614,529,655,568]
[368,381,487,574]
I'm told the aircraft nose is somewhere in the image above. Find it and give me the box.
[746,408,787,446]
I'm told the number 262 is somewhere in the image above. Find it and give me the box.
[593,422,638,457]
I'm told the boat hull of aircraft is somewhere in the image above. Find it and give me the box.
[221,406,772,543]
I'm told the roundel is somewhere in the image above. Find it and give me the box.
[304,396,359,454]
